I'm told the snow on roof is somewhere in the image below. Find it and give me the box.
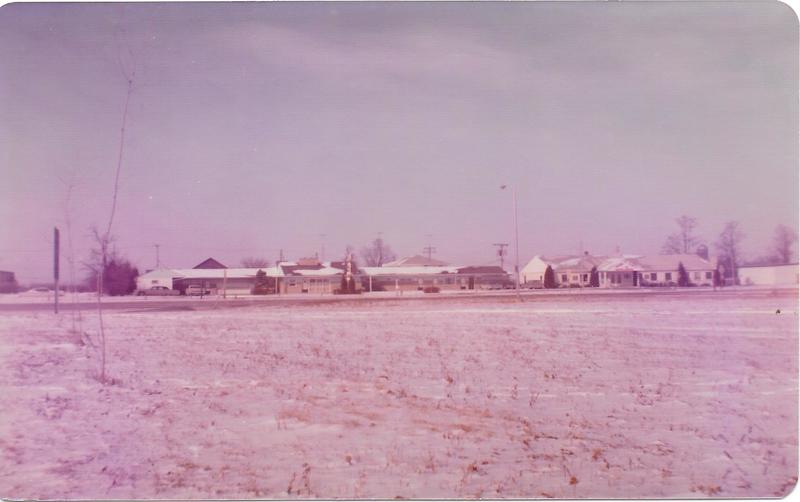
[291,267,344,276]
[456,266,507,274]
[383,255,449,267]
[361,266,460,276]
[169,267,284,279]
[552,255,606,272]
[739,262,799,269]
[527,254,607,272]
[595,254,713,272]
[638,254,714,271]
[137,268,185,279]
[597,257,642,272]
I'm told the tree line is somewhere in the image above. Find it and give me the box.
[661,215,798,281]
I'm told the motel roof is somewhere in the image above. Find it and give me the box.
[383,255,449,267]
[361,266,460,276]
[139,267,284,280]
[637,254,715,271]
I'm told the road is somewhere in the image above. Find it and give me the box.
[0,286,794,312]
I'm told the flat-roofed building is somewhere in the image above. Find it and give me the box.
[739,264,799,286]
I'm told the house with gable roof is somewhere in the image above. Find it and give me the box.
[523,253,717,288]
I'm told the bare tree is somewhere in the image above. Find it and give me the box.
[89,34,138,384]
[661,235,682,254]
[715,221,745,284]
[771,224,798,264]
[241,257,270,268]
[662,215,701,254]
[360,238,396,267]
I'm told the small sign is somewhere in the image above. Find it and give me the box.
[53,227,60,281]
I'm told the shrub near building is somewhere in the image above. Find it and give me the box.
[543,265,557,289]
[103,258,139,296]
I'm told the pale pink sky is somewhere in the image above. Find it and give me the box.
[1,2,797,283]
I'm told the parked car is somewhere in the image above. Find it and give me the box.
[21,287,64,296]
[184,285,212,296]
[137,286,180,296]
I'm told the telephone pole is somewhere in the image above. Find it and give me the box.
[154,243,160,268]
[493,243,509,270]
[500,185,521,301]
[423,234,436,261]
[54,227,60,314]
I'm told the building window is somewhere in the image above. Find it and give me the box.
[561,274,567,282]
[624,273,630,280]
[665,272,672,281]
[650,273,657,281]
[706,272,712,279]
[693,272,700,280]
[151,280,158,284]
[582,274,588,282]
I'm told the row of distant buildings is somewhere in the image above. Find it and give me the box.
[136,255,510,295]
[523,253,799,288]
[134,251,798,296]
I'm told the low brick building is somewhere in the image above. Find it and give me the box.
[0,270,18,293]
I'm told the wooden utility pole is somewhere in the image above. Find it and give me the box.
[500,185,521,301]
[493,243,509,270]
[423,234,436,261]
[54,227,60,314]
[154,243,160,268]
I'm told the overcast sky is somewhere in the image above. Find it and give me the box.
[1,2,797,283]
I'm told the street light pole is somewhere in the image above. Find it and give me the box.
[501,185,522,301]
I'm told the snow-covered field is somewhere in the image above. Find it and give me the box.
[0,290,797,499]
